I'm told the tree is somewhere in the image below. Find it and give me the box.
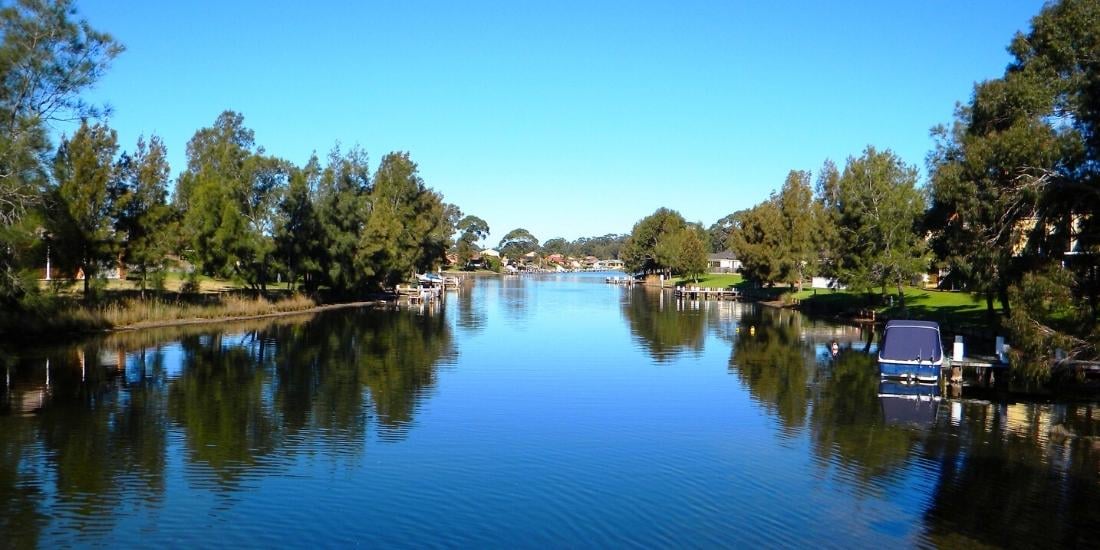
[274,154,324,291]
[316,145,371,294]
[0,0,122,302]
[729,200,783,285]
[835,146,929,312]
[814,159,842,279]
[777,170,817,290]
[669,225,708,281]
[50,120,119,299]
[115,135,173,296]
[621,208,686,274]
[176,111,288,291]
[455,214,489,269]
[358,151,449,288]
[707,211,743,253]
[541,237,568,256]
[497,227,539,260]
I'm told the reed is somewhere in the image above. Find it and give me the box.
[0,293,319,340]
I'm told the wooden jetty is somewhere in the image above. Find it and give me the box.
[674,287,741,301]
[605,276,643,286]
[945,355,1006,384]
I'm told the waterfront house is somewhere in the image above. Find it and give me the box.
[707,251,741,273]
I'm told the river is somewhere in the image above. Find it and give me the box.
[0,272,1097,547]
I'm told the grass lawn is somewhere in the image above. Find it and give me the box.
[792,285,999,328]
[40,272,245,295]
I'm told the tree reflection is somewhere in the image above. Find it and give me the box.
[729,308,815,435]
[167,332,279,488]
[808,351,918,484]
[623,288,706,362]
[920,402,1100,547]
[0,306,456,541]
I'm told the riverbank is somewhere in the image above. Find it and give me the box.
[0,292,389,343]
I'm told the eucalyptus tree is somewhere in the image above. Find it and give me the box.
[0,0,121,301]
[455,214,490,268]
[707,211,742,253]
[835,146,928,312]
[497,227,539,260]
[541,237,568,256]
[50,120,119,298]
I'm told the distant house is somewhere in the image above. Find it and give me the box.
[707,252,741,273]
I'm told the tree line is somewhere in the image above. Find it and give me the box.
[0,0,461,304]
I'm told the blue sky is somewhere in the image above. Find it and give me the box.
[78,0,1044,246]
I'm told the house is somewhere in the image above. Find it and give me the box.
[707,252,741,273]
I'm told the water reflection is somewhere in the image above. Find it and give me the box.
[0,283,1097,546]
[0,308,455,542]
[731,306,1100,545]
[622,288,706,362]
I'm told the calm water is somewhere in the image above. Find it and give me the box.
[1,272,1098,547]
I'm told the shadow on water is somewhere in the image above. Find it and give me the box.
[0,308,455,543]
[730,306,1100,546]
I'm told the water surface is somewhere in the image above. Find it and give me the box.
[1,272,1097,547]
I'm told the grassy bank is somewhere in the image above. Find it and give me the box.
[2,291,321,341]
[790,286,1000,331]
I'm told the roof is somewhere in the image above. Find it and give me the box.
[880,321,942,362]
[708,251,738,260]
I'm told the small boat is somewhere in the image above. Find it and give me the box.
[878,320,944,382]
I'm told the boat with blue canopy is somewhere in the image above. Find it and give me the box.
[878,320,944,382]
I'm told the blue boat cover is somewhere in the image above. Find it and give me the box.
[880,320,942,363]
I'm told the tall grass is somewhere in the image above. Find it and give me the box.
[98,294,318,327]
[1,293,319,340]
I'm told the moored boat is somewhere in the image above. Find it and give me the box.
[878,320,944,382]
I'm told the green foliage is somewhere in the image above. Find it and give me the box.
[49,120,120,299]
[115,135,173,296]
[539,234,627,260]
[655,223,708,281]
[358,152,449,288]
[621,208,686,273]
[455,214,490,267]
[777,170,817,289]
[315,145,371,294]
[497,227,539,260]
[0,0,122,304]
[707,211,742,253]
[1005,266,1078,386]
[833,146,929,311]
[176,111,289,291]
[274,154,324,291]
[728,200,783,284]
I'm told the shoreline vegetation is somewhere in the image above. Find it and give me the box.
[1,268,510,342]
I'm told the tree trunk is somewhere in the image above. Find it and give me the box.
[998,282,1011,318]
[896,279,907,317]
[985,293,996,326]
